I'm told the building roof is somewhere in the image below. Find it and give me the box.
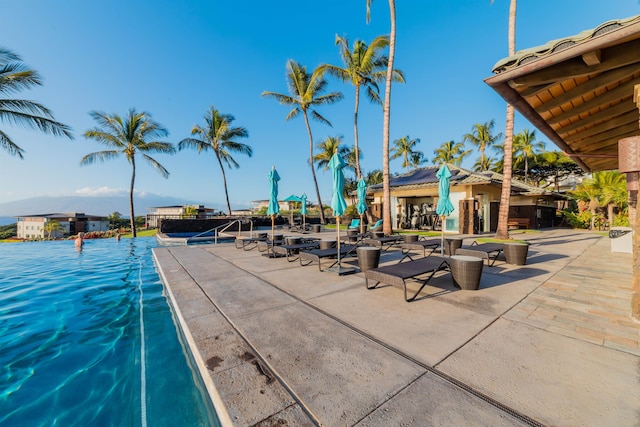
[485,14,640,172]
[369,165,563,197]
[15,212,106,219]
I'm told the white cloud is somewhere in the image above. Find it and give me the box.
[73,186,128,197]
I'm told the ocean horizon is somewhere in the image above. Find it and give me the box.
[0,217,16,226]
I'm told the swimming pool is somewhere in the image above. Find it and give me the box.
[0,237,220,426]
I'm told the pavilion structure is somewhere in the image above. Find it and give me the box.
[485,14,640,319]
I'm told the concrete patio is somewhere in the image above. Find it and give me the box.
[152,228,639,426]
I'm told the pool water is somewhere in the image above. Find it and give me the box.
[0,237,219,426]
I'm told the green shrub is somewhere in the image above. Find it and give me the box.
[561,210,591,229]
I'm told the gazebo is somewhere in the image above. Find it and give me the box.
[485,14,640,319]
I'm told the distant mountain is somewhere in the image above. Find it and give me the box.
[0,194,223,217]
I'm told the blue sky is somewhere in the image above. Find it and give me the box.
[1,0,639,211]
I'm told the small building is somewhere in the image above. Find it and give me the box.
[16,212,109,239]
[368,165,566,234]
[146,205,216,228]
[250,200,295,213]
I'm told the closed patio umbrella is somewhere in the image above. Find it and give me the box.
[300,193,308,230]
[356,178,368,235]
[328,153,353,275]
[267,166,280,242]
[436,164,455,256]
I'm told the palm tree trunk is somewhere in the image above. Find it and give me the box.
[129,157,137,238]
[303,112,326,224]
[354,84,361,179]
[217,154,232,215]
[382,0,396,236]
[495,0,517,240]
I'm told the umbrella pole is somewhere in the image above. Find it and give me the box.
[440,215,445,257]
[336,216,341,268]
[271,215,275,242]
[359,214,364,235]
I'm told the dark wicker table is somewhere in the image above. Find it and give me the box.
[449,255,484,290]
[356,247,381,272]
[444,237,464,256]
[503,242,529,265]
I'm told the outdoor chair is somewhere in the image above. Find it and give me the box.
[298,244,358,271]
[234,236,268,251]
[400,237,441,260]
[272,241,320,262]
[347,219,360,230]
[364,256,450,302]
[362,235,403,251]
[369,219,383,233]
[454,242,504,266]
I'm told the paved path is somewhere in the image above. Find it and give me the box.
[152,229,639,426]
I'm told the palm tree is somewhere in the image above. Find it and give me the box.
[366,169,383,185]
[182,205,198,219]
[366,0,397,236]
[345,145,362,176]
[313,135,350,171]
[0,47,73,158]
[432,140,471,166]
[44,220,62,240]
[81,109,175,238]
[495,0,517,240]
[596,171,627,226]
[107,211,122,230]
[262,60,343,224]
[319,35,404,179]
[462,120,502,172]
[391,135,420,172]
[473,155,497,172]
[178,106,252,215]
[409,151,426,170]
[513,129,544,183]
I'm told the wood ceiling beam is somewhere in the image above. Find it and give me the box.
[510,38,640,87]
[567,122,639,149]
[555,100,635,134]
[545,77,640,124]
[562,110,639,142]
[533,64,640,113]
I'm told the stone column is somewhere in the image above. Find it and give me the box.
[618,85,640,320]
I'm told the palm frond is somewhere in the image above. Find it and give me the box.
[142,154,170,178]
[80,150,122,165]
[310,110,332,127]
[0,129,24,158]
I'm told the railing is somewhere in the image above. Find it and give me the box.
[185,218,251,246]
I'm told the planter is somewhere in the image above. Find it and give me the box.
[449,255,484,290]
[319,240,336,250]
[503,242,529,265]
[357,247,381,272]
[444,237,464,256]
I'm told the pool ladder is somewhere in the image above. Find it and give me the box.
[185,218,251,246]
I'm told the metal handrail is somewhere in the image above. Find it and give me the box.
[185,218,251,245]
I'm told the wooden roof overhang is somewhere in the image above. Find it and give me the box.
[485,15,640,172]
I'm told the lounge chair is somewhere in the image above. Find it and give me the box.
[272,241,320,262]
[362,235,403,251]
[369,219,383,233]
[400,237,441,260]
[298,244,358,271]
[365,256,450,302]
[454,242,504,266]
[234,235,268,251]
[347,219,360,230]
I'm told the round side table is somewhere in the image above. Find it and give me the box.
[357,247,381,272]
[449,255,483,290]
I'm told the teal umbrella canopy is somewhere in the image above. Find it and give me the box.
[267,167,280,216]
[436,165,455,217]
[283,194,302,203]
[329,153,347,217]
[300,193,308,216]
[356,178,368,215]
